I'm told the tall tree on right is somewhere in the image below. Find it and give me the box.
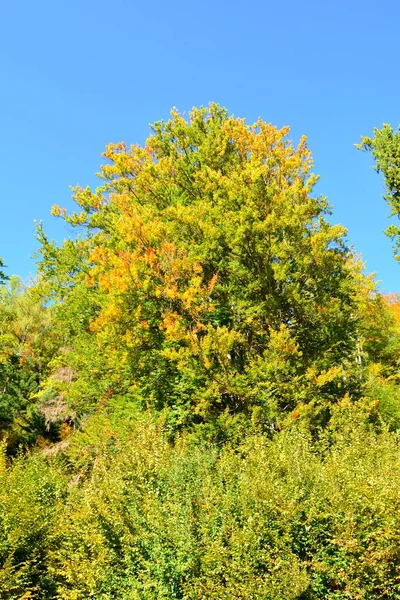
[358,124,400,261]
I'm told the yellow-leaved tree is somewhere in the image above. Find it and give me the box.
[37,104,398,432]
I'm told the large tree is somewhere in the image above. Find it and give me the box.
[38,104,393,430]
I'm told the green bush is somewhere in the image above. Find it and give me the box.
[0,411,390,599]
[0,445,65,599]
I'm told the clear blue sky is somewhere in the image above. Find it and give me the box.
[1,0,400,291]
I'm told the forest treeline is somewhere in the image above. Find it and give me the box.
[2,105,400,598]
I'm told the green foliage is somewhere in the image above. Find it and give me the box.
[0,277,61,452]
[358,124,400,261]
[3,107,400,598]
[0,444,65,599]
[37,105,398,433]
[0,258,8,284]
[2,413,400,599]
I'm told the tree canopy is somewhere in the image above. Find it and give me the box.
[37,104,397,434]
[358,124,400,260]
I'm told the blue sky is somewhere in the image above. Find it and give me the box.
[1,0,400,291]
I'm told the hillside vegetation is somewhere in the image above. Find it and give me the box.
[2,105,400,599]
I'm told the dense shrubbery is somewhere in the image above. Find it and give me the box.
[3,409,400,599]
[1,106,400,598]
